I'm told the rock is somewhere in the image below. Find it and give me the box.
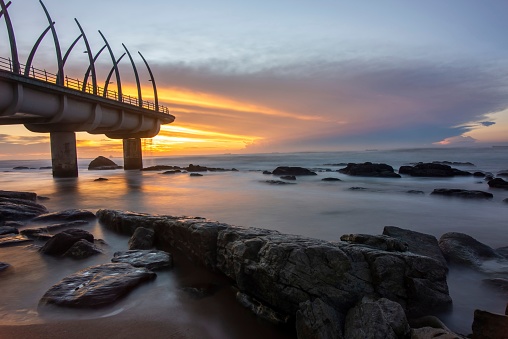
[94,177,108,181]
[0,234,33,247]
[0,262,11,272]
[0,197,48,221]
[21,221,90,239]
[88,156,122,170]
[186,164,208,172]
[39,229,94,256]
[272,167,317,176]
[141,165,180,171]
[409,315,452,331]
[340,234,408,252]
[430,189,493,199]
[406,190,424,194]
[488,178,508,189]
[322,177,342,182]
[439,232,506,272]
[161,170,182,174]
[504,198,508,204]
[20,228,52,240]
[189,173,203,177]
[383,226,448,270]
[344,297,411,339]
[180,283,221,299]
[349,187,367,190]
[262,171,272,175]
[280,175,296,180]
[264,180,296,185]
[0,190,37,202]
[497,171,508,178]
[0,226,19,235]
[482,278,508,292]
[128,227,155,250]
[111,250,173,270]
[296,298,344,339]
[63,239,102,259]
[473,172,486,177]
[432,161,474,166]
[96,209,169,235]
[39,263,156,308]
[411,327,463,339]
[339,162,401,178]
[32,209,96,222]
[236,292,290,325]
[399,163,471,177]
[13,166,30,170]
[472,309,508,339]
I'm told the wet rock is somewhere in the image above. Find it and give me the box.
[406,190,424,194]
[0,262,11,272]
[236,292,289,325]
[383,226,448,270]
[112,250,173,270]
[430,188,493,199]
[0,197,48,221]
[13,166,31,170]
[272,166,317,176]
[0,226,19,235]
[349,187,367,190]
[32,209,96,222]
[488,177,508,189]
[20,221,90,239]
[399,163,471,177]
[432,161,474,166]
[39,229,94,256]
[63,239,102,259]
[473,171,486,177]
[340,234,408,252]
[472,309,508,339]
[180,283,221,299]
[39,263,156,308]
[0,234,33,247]
[141,165,180,171]
[185,164,208,172]
[88,156,122,170]
[262,170,272,175]
[128,227,155,250]
[94,177,108,182]
[411,327,463,339]
[20,228,51,240]
[96,210,169,235]
[264,180,296,185]
[0,190,37,202]
[321,177,342,182]
[344,297,411,339]
[339,162,401,178]
[296,298,344,339]
[280,175,296,180]
[438,232,506,272]
[190,173,203,177]
[161,170,182,175]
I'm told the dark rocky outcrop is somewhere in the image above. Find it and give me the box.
[39,229,94,256]
[296,298,344,339]
[161,170,182,175]
[94,177,108,182]
[20,228,51,240]
[430,189,493,199]
[488,177,508,189]
[339,162,401,178]
[236,292,290,325]
[111,250,172,270]
[0,196,48,221]
[496,246,508,258]
[272,167,317,176]
[0,190,37,202]
[262,170,272,175]
[472,309,508,339]
[432,161,474,166]
[0,226,19,235]
[497,171,508,178]
[340,234,408,252]
[63,239,102,259]
[383,226,447,270]
[473,171,486,177]
[128,227,155,250]
[321,177,342,182]
[21,221,89,239]
[88,156,122,170]
[32,209,96,222]
[399,163,471,177]
[39,263,156,308]
[406,190,424,194]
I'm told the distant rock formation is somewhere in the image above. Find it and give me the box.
[399,163,471,177]
[339,162,401,178]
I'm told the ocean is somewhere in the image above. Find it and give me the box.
[1,147,507,336]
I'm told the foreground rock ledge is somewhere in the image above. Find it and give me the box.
[97,209,452,323]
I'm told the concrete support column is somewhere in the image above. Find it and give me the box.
[123,138,143,170]
[50,131,78,178]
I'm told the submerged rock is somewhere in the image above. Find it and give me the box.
[0,262,11,272]
[272,166,317,176]
[236,292,290,325]
[430,189,493,199]
[280,175,296,180]
[180,283,221,299]
[321,177,342,182]
[112,250,173,270]
[88,156,122,170]
[339,162,401,178]
[488,177,508,189]
[39,229,94,256]
[32,209,96,222]
[141,165,180,171]
[264,180,296,185]
[0,190,37,202]
[39,263,156,308]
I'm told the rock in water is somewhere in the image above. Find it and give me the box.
[39,229,94,256]
[272,166,317,176]
[32,209,96,222]
[399,163,471,177]
[39,263,156,307]
[112,250,173,270]
[88,156,122,170]
[128,227,155,250]
[488,177,508,189]
[0,190,37,202]
[338,162,401,178]
[430,188,493,199]
[63,239,102,259]
[0,197,48,221]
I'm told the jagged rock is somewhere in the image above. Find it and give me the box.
[322,177,342,182]
[88,156,122,170]
[180,283,221,299]
[39,263,156,308]
[488,178,508,189]
[439,232,507,273]
[63,239,102,259]
[339,162,401,178]
[280,175,296,180]
[383,226,448,270]
[236,292,289,325]
[340,234,408,252]
[296,298,344,339]
[472,309,508,339]
[431,188,493,199]
[272,167,317,176]
[39,229,94,256]
[32,209,96,222]
[112,250,173,270]
[0,226,19,235]
[264,180,296,185]
[0,197,48,221]
[128,227,155,250]
[0,262,11,272]
[344,297,411,339]
[0,234,33,247]
[399,163,471,177]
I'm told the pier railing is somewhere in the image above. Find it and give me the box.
[0,56,171,115]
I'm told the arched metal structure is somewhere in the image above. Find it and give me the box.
[75,19,98,95]
[103,52,126,96]
[98,30,122,101]
[82,44,106,93]
[24,23,54,76]
[123,43,142,107]
[0,0,19,74]
[39,0,64,85]
[138,51,158,111]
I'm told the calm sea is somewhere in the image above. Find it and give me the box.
[0,147,507,336]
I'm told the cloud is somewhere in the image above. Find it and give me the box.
[434,135,477,146]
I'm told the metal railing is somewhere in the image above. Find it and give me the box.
[0,56,171,115]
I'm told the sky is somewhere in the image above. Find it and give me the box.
[1,0,508,159]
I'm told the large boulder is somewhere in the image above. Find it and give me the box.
[88,156,122,170]
[271,167,317,176]
[39,263,156,308]
[344,297,411,339]
[339,162,401,178]
[296,298,344,339]
[39,229,94,256]
[128,227,155,250]
[62,239,102,259]
[472,309,508,339]
[32,209,96,222]
[488,177,508,189]
[399,163,471,177]
[430,189,493,199]
[383,226,447,270]
[111,250,172,270]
